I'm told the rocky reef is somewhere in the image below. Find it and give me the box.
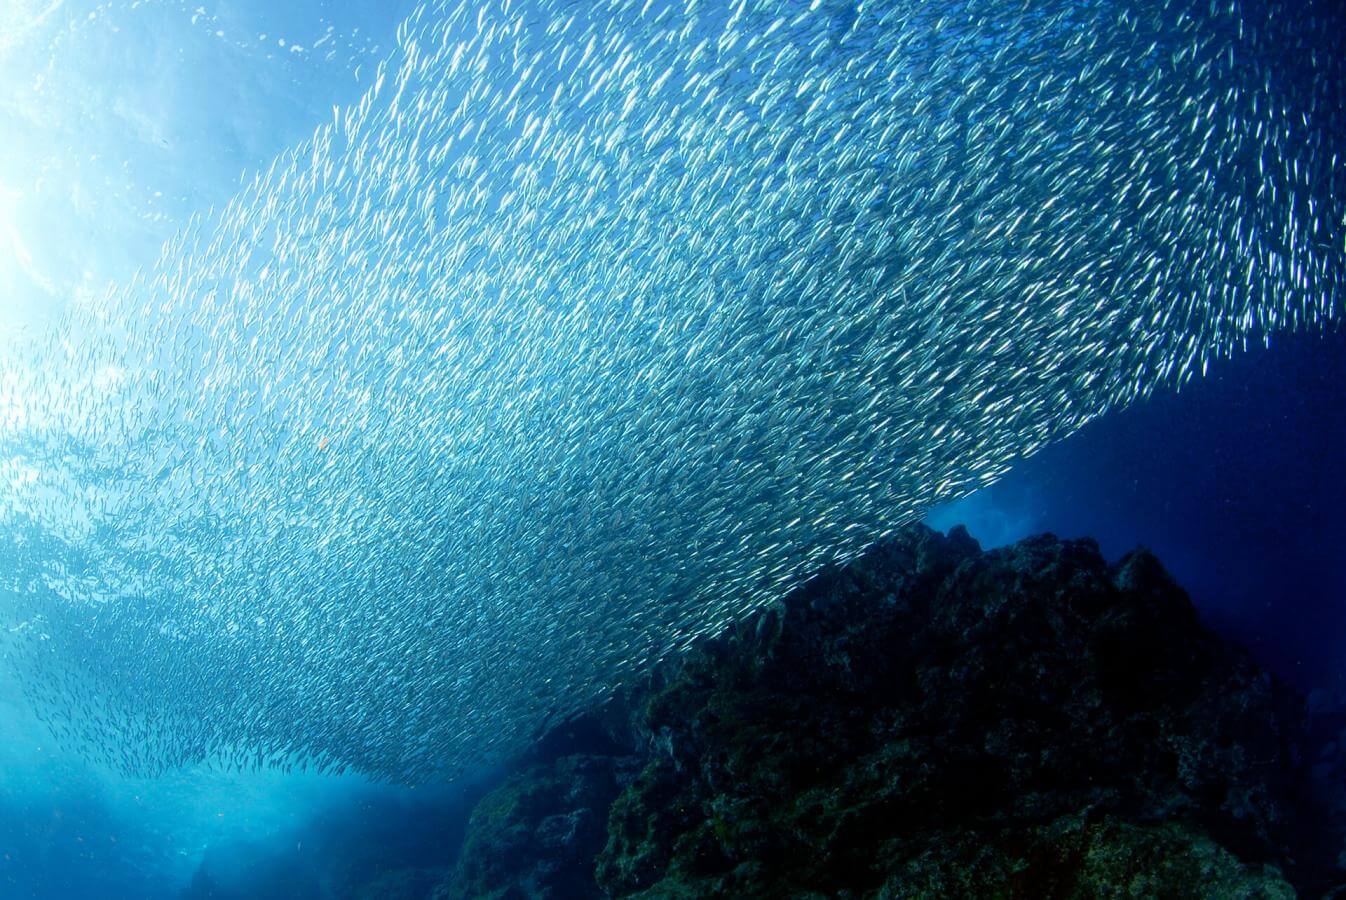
[435,525,1346,899]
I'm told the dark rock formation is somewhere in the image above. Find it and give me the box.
[441,525,1345,898]
[436,755,639,899]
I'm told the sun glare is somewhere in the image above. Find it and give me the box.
[0,182,56,332]
[0,1,66,60]
[0,185,22,334]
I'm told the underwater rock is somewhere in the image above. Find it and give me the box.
[437,755,640,900]
[356,868,455,900]
[873,816,1296,900]
[4,0,1344,780]
[447,525,1343,898]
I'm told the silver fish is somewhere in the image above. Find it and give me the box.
[0,0,1342,781]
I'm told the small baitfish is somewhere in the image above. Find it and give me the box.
[0,0,1341,781]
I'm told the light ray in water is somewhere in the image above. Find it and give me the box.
[0,0,1342,780]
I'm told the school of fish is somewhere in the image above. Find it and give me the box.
[0,0,1342,780]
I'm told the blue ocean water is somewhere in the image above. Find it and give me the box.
[0,0,1342,896]
[932,325,1346,695]
[2,5,444,895]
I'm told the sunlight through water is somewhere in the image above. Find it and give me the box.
[0,0,1342,789]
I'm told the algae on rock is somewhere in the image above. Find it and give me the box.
[443,525,1344,898]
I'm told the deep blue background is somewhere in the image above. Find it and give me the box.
[932,323,1346,695]
[1,1,1342,894]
